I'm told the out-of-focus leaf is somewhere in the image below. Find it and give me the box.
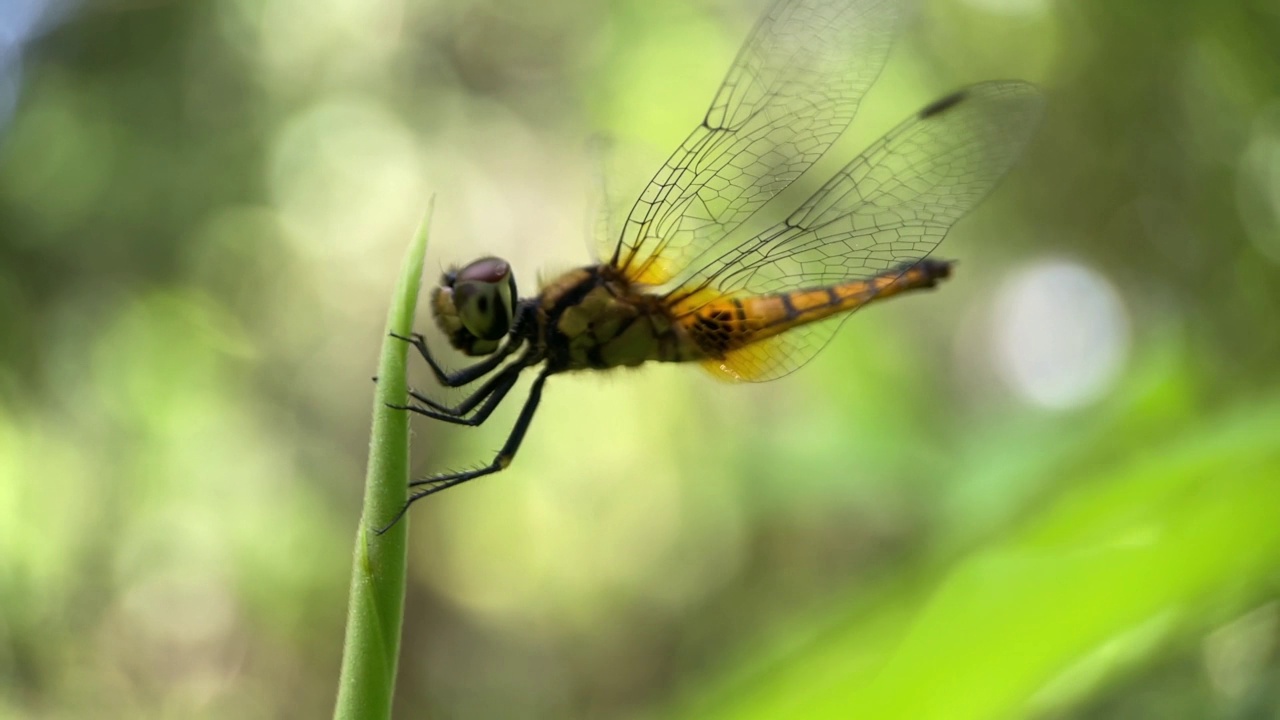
[677,397,1280,720]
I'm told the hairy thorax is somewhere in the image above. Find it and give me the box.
[538,266,704,371]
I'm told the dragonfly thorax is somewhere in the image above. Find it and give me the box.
[431,256,519,356]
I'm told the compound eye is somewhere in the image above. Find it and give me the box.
[452,257,516,341]
[456,257,509,284]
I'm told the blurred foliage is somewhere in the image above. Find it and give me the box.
[2,0,1279,718]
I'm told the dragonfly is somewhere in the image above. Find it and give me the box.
[386,0,1042,527]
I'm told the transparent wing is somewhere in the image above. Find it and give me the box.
[607,0,905,286]
[701,320,846,383]
[686,80,1046,382]
[586,136,622,252]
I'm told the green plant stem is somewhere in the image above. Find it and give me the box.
[334,201,433,720]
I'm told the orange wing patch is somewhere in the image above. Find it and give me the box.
[700,335,791,382]
[686,289,849,383]
[667,286,733,317]
[700,323,840,383]
[628,253,678,286]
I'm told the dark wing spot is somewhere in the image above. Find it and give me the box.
[919,89,968,119]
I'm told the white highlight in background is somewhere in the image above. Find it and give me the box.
[991,260,1131,409]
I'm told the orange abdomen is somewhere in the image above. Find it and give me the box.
[681,259,952,358]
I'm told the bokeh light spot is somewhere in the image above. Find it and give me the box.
[992,260,1131,409]
[1236,104,1280,265]
[220,0,405,90]
[268,97,425,264]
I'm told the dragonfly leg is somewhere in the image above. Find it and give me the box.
[390,357,530,425]
[390,331,519,387]
[376,369,549,534]
[400,354,535,417]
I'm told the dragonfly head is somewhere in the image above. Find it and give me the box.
[431,256,519,356]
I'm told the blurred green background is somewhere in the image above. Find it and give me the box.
[3,0,1280,717]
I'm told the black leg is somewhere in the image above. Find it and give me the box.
[392,361,526,426]
[391,332,518,387]
[404,360,524,415]
[375,370,550,534]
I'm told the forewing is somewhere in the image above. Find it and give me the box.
[607,0,905,286]
[691,80,1046,382]
[586,136,622,252]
